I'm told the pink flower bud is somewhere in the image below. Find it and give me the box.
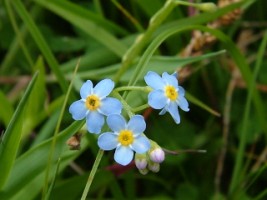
[149,148,165,163]
[135,158,148,170]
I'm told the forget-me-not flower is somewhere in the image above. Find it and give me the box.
[97,114,151,166]
[144,71,189,124]
[69,79,122,134]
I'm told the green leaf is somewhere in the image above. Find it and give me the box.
[0,91,14,128]
[0,72,39,190]
[75,50,226,81]
[33,0,128,57]
[230,31,267,195]
[120,50,226,82]
[50,170,114,200]
[0,120,84,198]
[11,0,68,93]
[186,92,221,117]
[22,57,46,139]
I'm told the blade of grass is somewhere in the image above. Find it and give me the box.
[0,72,39,189]
[186,93,221,117]
[254,181,267,200]
[119,50,226,82]
[45,158,61,200]
[156,0,254,35]
[229,31,267,195]
[22,57,46,139]
[74,50,226,82]
[33,0,128,57]
[4,0,34,69]
[11,0,68,93]
[0,91,14,127]
[1,120,84,196]
[42,59,81,199]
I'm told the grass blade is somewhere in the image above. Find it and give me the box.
[11,0,68,93]
[34,0,128,57]
[0,72,39,189]
[229,31,267,195]
[1,120,84,197]
[0,91,14,128]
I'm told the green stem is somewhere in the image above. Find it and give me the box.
[132,104,150,113]
[113,0,177,83]
[174,0,214,9]
[112,91,134,118]
[114,86,151,93]
[81,149,104,200]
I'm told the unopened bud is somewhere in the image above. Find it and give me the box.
[197,3,217,12]
[149,148,165,163]
[135,153,148,170]
[148,162,160,173]
[139,168,149,175]
[149,140,165,163]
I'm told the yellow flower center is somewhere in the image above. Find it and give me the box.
[165,85,178,101]
[118,130,134,146]
[85,95,101,111]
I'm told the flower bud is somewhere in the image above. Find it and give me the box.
[148,140,165,163]
[197,3,217,12]
[135,153,148,170]
[139,168,149,175]
[148,162,160,173]
[149,148,165,163]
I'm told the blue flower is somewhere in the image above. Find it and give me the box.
[69,79,122,134]
[144,71,189,124]
[97,114,151,166]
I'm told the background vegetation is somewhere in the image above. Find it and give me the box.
[0,0,266,199]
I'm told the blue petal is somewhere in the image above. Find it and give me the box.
[114,146,133,166]
[97,132,118,150]
[162,72,178,87]
[167,102,180,124]
[127,115,146,134]
[178,96,189,112]
[80,80,93,99]
[131,135,150,154]
[172,71,178,79]
[107,114,126,132]
[178,86,185,96]
[69,100,87,120]
[99,97,122,116]
[159,106,167,115]
[86,111,104,134]
[148,90,167,109]
[94,79,114,98]
[144,71,165,90]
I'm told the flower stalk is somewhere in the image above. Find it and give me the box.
[81,149,104,200]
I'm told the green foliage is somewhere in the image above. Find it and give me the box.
[0,0,267,199]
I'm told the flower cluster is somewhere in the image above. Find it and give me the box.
[135,141,165,174]
[69,71,189,170]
